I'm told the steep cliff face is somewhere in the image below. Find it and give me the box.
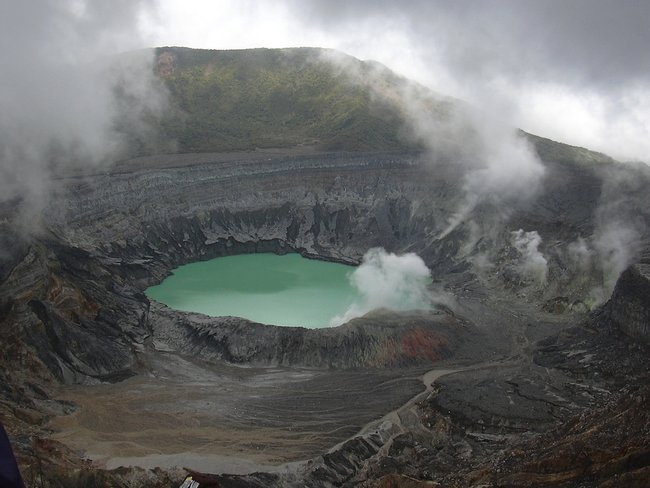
[0,150,644,386]
[2,152,469,386]
[150,304,476,369]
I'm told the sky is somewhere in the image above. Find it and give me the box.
[137,0,650,163]
[1,0,649,169]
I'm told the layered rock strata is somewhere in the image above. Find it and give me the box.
[1,150,649,487]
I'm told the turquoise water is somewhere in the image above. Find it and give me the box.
[146,253,359,328]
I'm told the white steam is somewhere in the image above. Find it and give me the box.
[595,222,640,292]
[330,248,431,326]
[511,229,548,285]
[367,71,546,241]
[567,237,595,273]
[318,52,546,245]
[437,113,545,239]
[0,1,166,224]
[585,222,642,304]
[567,224,642,307]
[583,164,647,304]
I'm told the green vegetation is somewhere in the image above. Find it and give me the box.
[524,132,614,166]
[115,46,615,166]
[153,47,415,152]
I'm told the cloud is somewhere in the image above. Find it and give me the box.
[285,0,650,88]
[0,1,163,224]
[330,248,431,325]
[148,0,650,162]
[517,83,650,162]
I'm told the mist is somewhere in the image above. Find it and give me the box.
[568,164,649,305]
[432,110,545,240]
[399,79,546,245]
[330,248,431,326]
[511,229,548,286]
[317,50,546,246]
[0,1,165,226]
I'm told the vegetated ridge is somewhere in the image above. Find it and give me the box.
[148,46,415,153]
[122,46,613,168]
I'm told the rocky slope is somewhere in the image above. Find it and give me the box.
[0,146,648,487]
[1,47,649,487]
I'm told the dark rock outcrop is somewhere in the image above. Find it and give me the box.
[605,257,650,343]
[150,304,472,369]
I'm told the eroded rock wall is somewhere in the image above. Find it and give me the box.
[0,151,646,387]
[2,152,468,385]
[149,303,474,369]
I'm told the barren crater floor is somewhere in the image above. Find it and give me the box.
[47,351,426,474]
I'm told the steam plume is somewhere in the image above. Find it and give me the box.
[586,163,648,303]
[318,52,546,246]
[330,248,431,326]
[567,237,595,273]
[511,229,548,285]
[435,113,545,240]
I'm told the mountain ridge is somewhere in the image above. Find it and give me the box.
[114,46,614,169]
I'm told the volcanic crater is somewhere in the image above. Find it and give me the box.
[1,48,650,488]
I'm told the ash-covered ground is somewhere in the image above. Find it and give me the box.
[1,150,649,487]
